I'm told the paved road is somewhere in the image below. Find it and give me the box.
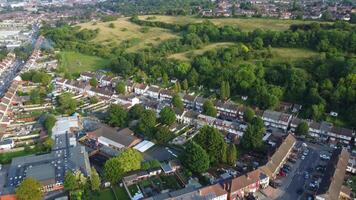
[277,142,331,200]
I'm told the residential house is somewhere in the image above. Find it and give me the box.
[316,148,350,200]
[159,89,175,102]
[133,83,148,95]
[182,94,197,109]
[262,110,292,131]
[181,110,199,125]
[145,86,161,99]
[224,169,269,199]
[79,72,95,81]
[214,101,239,119]
[195,96,206,112]
[260,134,296,179]
[198,183,228,200]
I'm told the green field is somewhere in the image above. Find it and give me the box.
[270,47,319,61]
[139,15,322,31]
[58,51,110,73]
[168,42,235,61]
[95,188,116,200]
[79,17,178,52]
[0,148,46,164]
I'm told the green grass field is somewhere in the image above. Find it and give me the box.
[0,148,45,164]
[58,51,110,73]
[79,18,178,52]
[168,42,235,61]
[139,15,322,31]
[270,47,319,61]
[95,188,116,200]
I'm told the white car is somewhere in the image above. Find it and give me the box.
[301,155,305,160]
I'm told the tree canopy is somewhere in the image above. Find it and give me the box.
[107,104,128,127]
[16,178,43,200]
[203,100,217,117]
[104,148,143,184]
[159,106,176,126]
[182,141,210,174]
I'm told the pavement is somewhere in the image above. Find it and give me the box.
[0,164,10,195]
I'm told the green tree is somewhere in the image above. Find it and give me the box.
[159,106,176,126]
[90,167,101,191]
[172,95,184,111]
[115,81,126,94]
[296,121,309,136]
[128,104,145,120]
[321,11,333,21]
[252,37,264,49]
[104,148,142,184]
[162,72,169,87]
[30,89,42,104]
[154,126,173,144]
[108,23,115,28]
[89,96,99,104]
[226,143,238,166]
[137,110,157,138]
[44,114,56,136]
[203,100,217,117]
[241,117,265,150]
[64,171,77,191]
[194,126,226,165]
[107,104,128,127]
[89,78,98,87]
[43,138,54,151]
[220,81,230,101]
[182,79,188,91]
[244,107,255,123]
[182,141,209,173]
[16,178,43,200]
[312,103,325,121]
[188,68,198,87]
[57,93,77,115]
[174,81,181,93]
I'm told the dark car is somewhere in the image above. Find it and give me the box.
[283,164,291,170]
[269,181,281,189]
[288,158,297,163]
[296,188,304,195]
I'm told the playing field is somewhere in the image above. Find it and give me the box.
[79,18,178,52]
[138,15,320,31]
[58,51,110,73]
[270,47,319,61]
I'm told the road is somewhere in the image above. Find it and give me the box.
[0,23,39,97]
[277,142,331,200]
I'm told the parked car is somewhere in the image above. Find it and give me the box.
[304,172,309,179]
[269,181,281,189]
[288,158,297,163]
[283,164,291,170]
[301,155,306,160]
[279,171,286,177]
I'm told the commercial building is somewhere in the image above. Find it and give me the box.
[87,124,141,150]
[6,133,91,193]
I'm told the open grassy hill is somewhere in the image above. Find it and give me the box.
[79,17,178,52]
[138,15,321,31]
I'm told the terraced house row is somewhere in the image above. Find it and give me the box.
[55,71,355,148]
[0,53,16,76]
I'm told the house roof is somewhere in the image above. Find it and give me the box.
[316,148,350,200]
[160,89,174,97]
[331,126,354,138]
[199,183,227,198]
[183,94,196,102]
[260,134,296,178]
[90,124,141,148]
[147,86,160,93]
[134,83,147,90]
[228,169,265,193]
[183,110,199,119]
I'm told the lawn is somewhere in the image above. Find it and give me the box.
[138,15,323,31]
[79,17,178,52]
[168,42,235,61]
[58,51,110,73]
[94,188,116,200]
[112,186,130,200]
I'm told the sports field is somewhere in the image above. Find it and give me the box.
[58,51,110,73]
